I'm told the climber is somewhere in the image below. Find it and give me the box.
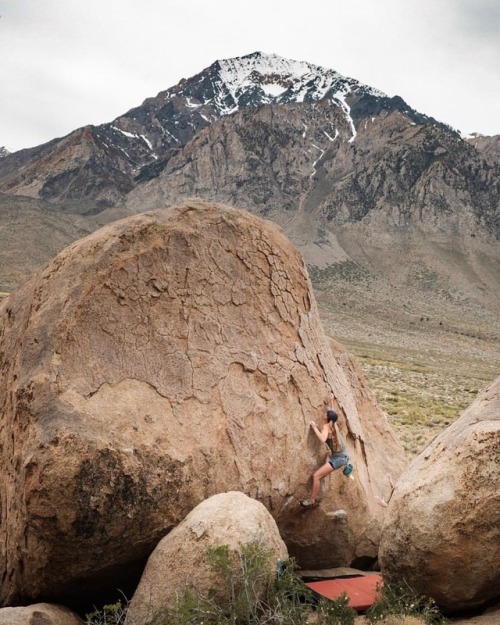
[300,392,349,508]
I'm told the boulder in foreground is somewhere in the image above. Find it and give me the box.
[0,603,83,625]
[0,200,405,608]
[125,491,288,625]
[379,375,500,612]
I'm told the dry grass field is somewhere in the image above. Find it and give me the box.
[337,336,493,457]
[315,273,500,458]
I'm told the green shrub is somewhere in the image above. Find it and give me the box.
[365,581,448,625]
[150,542,316,624]
[86,547,446,625]
[85,598,128,625]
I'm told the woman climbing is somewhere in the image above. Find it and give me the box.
[300,392,350,508]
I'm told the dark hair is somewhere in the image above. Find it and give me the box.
[326,409,338,423]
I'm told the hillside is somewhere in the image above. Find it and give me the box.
[0,193,94,291]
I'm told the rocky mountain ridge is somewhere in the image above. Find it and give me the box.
[119,99,499,239]
[0,51,444,209]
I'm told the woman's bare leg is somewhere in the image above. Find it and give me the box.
[311,462,335,502]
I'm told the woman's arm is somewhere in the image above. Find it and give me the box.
[310,420,329,443]
[327,391,335,409]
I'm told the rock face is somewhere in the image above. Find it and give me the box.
[0,199,405,609]
[125,491,288,625]
[379,375,500,612]
[124,101,500,241]
[0,603,83,625]
[466,134,500,165]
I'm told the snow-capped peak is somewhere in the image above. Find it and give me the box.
[217,52,330,97]
[168,51,388,121]
[115,51,412,163]
[216,51,387,104]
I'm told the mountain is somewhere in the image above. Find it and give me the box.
[0,147,9,159]
[121,97,499,239]
[0,52,499,335]
[0,51,437,210]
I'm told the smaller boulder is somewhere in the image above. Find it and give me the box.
[379,375,500,612]
[0,603,83,625]
[125,491,288,625]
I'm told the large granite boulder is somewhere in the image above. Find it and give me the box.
[0,199,405,608]
[0,603,83,625]
[125,491,288,625]
[379,375,500,612]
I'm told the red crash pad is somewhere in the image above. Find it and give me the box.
[305,573,383,611]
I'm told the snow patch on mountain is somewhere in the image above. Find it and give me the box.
[215,51,387,110]
[218,52,318,94]
[261,83,287,97]
[334,90,357,143]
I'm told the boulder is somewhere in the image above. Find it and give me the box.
[0,603,83,624]
[124,491,288,625]
[379,375,500,612]
[0,199,405,608]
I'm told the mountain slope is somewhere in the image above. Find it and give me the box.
[466,133,500,165]
[121,99,499,238]
[0,194,94,291]
[109,98,498,317]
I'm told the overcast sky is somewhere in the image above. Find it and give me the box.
[1,0,499,152]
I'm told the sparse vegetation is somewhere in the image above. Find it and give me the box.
[357,357,480,456]
[365,581,448,625]
[147,543,317,625]
[83,545,450,625]
[308,261,372,287]
[86,598,128,625]
[313,270,500,457]
[351,346,492,456]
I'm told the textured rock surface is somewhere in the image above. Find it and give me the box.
[379,375,500,612]
[0,199,404,608]
[0,603,83,625]
[125,491,288,625]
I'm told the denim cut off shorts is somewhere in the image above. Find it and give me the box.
[329,454,349,470]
